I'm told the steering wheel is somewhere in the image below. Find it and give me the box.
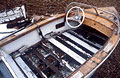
[66,6,85,28]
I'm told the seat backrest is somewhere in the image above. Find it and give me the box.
[0,5,27,24]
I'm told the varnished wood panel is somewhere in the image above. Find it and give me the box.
[84,18,113,37]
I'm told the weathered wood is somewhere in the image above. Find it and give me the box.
[85,7,118,30]
[0,6,119,78]
[33,48,64,78]
[0,8,117,47]
[68,7,120,78]
[40,42,67,68]
[84,18,113,37]
[22,56,47,78]
[0,14,65,47]
[68,32,119,78]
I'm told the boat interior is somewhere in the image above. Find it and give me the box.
[10,22,108,78]
[0,2,119,78]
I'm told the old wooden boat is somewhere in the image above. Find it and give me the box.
[0,2,120,78]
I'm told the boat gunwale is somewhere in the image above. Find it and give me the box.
[67,29,117,78]
[0,12,117,48]
[84,32,120,78]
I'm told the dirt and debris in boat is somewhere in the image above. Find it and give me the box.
[0,0,120,78]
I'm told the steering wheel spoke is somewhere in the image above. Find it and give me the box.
[67,16,75,20]
[75,8,79,16]
[78,19,82,23]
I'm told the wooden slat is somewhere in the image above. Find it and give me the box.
[21,56,47,78]
[33,48,64,78]
[68,32,119,78]
[62,32,98,53]
[40,42,75,71]
[48,38,86,64]
[15,57,38,78]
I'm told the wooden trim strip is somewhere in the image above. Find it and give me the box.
[68,32,119,78]
[0,12,116,48]
[0,14,65,47]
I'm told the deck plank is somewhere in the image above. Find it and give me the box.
[48,38,86,64]
[62,32,98,53]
